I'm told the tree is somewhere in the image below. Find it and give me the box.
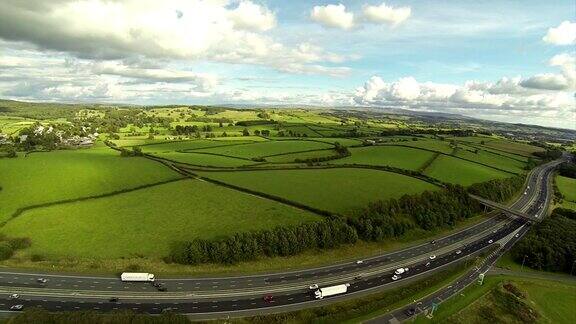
[242,128,250,136]
[254,130,261,136]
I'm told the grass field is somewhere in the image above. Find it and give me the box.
[556,175,576,210]
[0,146,182,223]
[1,179,321,258]
[140,139,257,153]
[453,147,526,174]
[196,168,439,214]
[264,149,337,163]
[483,139,545,157]
[333,146,436,171]
[152,151,258,167]
[389,138,455,154]
[416,275,576,324]
[194,140,334,159]
[424,155,512,186]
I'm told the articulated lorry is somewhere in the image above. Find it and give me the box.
[314,283,350,299]
[121,272,155,282]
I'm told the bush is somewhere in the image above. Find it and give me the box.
[30,254,45,262]
[0,242,15,260]
[9,237,32,250]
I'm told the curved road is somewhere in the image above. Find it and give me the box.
[0,159,562,319]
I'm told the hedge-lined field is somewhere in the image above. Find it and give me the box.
[333,146,436,171]
[424,155,511,186]
[483,139,545,157]
[0,147,182,223]
[140,139,256,152]
[152,151,258,167]
[196,168,439,213]
[2,179,321,258]
[194,140,333,159]
[557,175,576,210]
[453,148,526,174]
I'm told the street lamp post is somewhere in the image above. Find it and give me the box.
[521,255,527,271]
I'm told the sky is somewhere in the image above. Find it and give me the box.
[0,0,574,129]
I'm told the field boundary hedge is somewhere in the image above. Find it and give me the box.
[381,143,522,175]
[1,178,186,227]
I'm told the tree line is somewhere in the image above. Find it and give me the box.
[167,183,487,265]
[467,175,525,203]
[511,208,576,275]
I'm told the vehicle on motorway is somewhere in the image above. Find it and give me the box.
[356,260,364,264]
[108,297,119,303]
[37,278,48,283]
[309,284,319,290]
[429,254,436,260]
[391,274,401,281]
[404,308,416,316]
[157,286,168,292]
[488,239,494,244]
[263,295,274,303]
[10,305,23,311]
[8,294,19,299]
[313,283,350,299]
[394,267,409,275]
[354,274,364,281]
[455,250,462,255]
[120,272,155,282]
[425,262,431,267]
[430,240,436,244]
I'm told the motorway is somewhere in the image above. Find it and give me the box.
[0,159,562,319]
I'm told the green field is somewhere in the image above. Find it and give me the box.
[1,179,321,258]
[424,155,512,186]
[389,138,454,154]
[196,168,439,213]
[557,175,576,210]
[140,139,257,153]
[483,139,545,157]
[333,146,436,171]
[0,146,182,223]
[264,149,337,163]
[453,148,526,174]
[194,140,333,159]
[153,151,258,167]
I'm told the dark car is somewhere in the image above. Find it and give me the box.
[109,297,119,303]
[263,295,274,303]
[404,308,416,316]
[157,286,168,292]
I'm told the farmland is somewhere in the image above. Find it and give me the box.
[2,179,322,258]
[196,168,439,214]
[0,101,553,269]
[0,145,182,223]
[556,175,576,210]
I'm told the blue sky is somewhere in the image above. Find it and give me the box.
[0,0,574,128]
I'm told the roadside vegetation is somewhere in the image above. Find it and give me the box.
[414,275,576,324]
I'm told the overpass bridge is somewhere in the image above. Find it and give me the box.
[469,194,534,221]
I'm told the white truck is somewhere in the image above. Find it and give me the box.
[121,272,155,282]
[314,283,350,299]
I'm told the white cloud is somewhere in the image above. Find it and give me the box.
[353,74,574,124]
[0,0,350,76]
[311,4,354,30]
[362,2,411,27]
[543,21,576,45]
[229,1,276,32]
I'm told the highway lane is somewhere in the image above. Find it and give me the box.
[0,159,561,316]
[368,160,562,323]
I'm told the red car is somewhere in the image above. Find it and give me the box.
[263,295,274,303]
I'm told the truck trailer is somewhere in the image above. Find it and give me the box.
[120,272,155,282]
[314,283,350,299]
